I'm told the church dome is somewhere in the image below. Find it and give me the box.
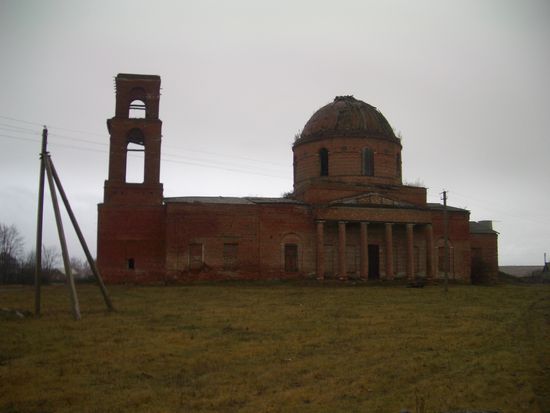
[295,96,398,145]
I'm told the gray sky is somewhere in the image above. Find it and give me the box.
[0,0,549,266]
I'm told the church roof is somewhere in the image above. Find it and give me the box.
[427,203,469,213]
[295,96,399,145]
[164,196,305,205]
[469,221,498,234]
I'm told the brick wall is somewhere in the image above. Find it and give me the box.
[97,203,166,283]
[430,209,471,281]
[164,202,314,281]
[470,233,499,281]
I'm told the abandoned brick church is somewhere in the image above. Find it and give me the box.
[97,73,498,283]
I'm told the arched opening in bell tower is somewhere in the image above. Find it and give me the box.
[125,128,145,183]
[129,99,146,119]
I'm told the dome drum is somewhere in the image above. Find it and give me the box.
[292,96,403,199]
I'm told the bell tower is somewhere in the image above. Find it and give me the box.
[104,73,163,205]
[98,74,166,284]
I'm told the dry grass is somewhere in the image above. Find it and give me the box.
[1,282,549,413]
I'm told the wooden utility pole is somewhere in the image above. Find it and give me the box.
[34,127,47,316]
[48,159,114,311]
[442,190,449,293]
[44,154,81,320]
[34,127,114,319]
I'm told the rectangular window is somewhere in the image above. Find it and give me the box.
[284,244,298,272]
[189,243,203,271]
[363,148,374,176]
[223,243,238,271]
[346,245,358,275]
[319,148,329,176]
[127,258,135,270]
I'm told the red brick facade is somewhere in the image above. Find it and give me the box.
[97,74,498,284]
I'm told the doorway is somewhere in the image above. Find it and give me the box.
[368,244,380,279]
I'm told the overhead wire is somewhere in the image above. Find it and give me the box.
[1,114,289,167]
[0,116,291,179]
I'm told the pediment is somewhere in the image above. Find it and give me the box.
[329,192,414,207]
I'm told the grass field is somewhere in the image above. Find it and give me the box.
[1,281,549,413]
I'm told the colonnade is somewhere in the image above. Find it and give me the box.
[315,220,435,280]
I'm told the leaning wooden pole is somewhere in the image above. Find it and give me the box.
[34,127,48,316]
[44,155,81,320]
[48,158,114,312]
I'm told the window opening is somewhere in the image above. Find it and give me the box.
[284,244,298,272]
[363,148,374,176]
[346,244,358,275]
[319,148,329,176]
[189,243,203,271]
[129,99,146,118]
[223,243,238,271]
[125,128,145,183]
[126,142,145,183]
[127,258,135,270]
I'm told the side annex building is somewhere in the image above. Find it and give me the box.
[97,73,498,283]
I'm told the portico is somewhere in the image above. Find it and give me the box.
[315,217,435,281]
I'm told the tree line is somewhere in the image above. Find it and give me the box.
[0,222,93,284]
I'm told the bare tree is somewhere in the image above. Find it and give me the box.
[70,256,92,280]
[0,223,24,283]
[42,246,61,281]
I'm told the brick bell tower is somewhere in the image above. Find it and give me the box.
[104,73,163,204]
[98,74,166,283]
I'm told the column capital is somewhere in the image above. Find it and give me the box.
[315,219,326,224]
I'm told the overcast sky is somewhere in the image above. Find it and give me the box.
[0,0,548,266]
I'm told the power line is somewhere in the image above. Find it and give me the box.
[0,115,105,138]
[0,133,290,179]
[1,117,288,168]
[0,114,289,167]
[0,115,44,127]
[0,125,289,173]
[0,123,42,135]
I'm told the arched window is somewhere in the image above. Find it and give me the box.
[319,148,329,176]
[128,87,147,118]
[363,148,374,176]
[284,243,298,272]
[125,128,145,183]
[129,99,146,119]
